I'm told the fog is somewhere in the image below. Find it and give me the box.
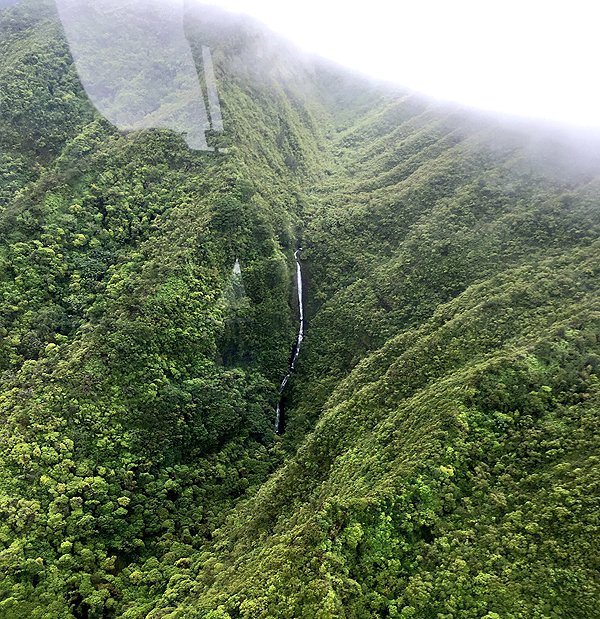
[201,0,600,128]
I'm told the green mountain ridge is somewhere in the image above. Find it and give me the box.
[1,1,600,617]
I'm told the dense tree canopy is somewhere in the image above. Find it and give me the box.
[2,1,600,617]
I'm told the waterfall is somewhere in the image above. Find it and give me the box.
[275,248,304,434]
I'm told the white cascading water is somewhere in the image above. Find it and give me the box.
[275,248,304,434]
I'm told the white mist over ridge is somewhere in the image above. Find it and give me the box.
[200,0,600,128]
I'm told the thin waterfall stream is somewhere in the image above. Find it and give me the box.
[275,248,304,434]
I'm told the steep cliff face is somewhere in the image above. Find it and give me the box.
[2,1,600,617]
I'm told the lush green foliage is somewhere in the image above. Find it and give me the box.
[2,1,600,617]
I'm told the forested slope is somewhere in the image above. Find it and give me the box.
[1,1,600,618]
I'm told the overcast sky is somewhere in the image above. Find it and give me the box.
[203,0,600,127]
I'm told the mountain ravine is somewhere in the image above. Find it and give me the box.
[2,1,600,618]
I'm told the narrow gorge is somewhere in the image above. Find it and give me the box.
[275,248,304,434]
